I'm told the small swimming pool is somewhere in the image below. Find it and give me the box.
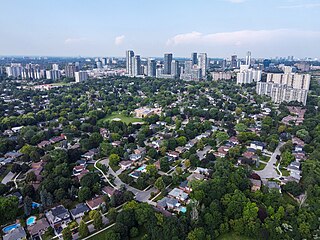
[137,165,146,172]
[2,223,20,234]
[180,207,187,213]
[32,202,41,209]
[27,216,36,226]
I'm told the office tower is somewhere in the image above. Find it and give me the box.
[198,53,207,79]
[46,70,61,80]
[191,52,198,65]
[231,55,237,68]
[222,59,227,69]
[184,60,193,74]
[147,58,156,77]
[245,51,252,66]
[263,59,271,69]
[101,58,107,66]
[236,65,261,84]
[171,60,180,78]
[65,64,76,78]
[126,50,134,76]
[75,71,88,82]
[95,60,102,69]
[164,53,173,74]
[52,64,59,70]
[133,55,141,76]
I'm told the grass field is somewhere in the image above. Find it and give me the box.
[99,112,144,124]
[280,168,290,176]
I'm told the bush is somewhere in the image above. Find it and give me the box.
[130,227,139,238]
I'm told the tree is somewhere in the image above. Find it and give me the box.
[216,131,229,144]
[78,187,92,202]
[296,129,310,142]
[160,158,170,172]
[147,148,158,159]
[146,165,157,177]
[89,132,103,148]
[176,136,187,146]
[0,196,19,225]
[25,171,37,183]
[282,181,303,197]
[109,154,120,167]
[24,196,33,216]
[104,230,121,240]
[62,226,72,240]
[235,123,248,132]
[155,177,165,191]
[93,211,103,230]
[79,220,89,238]
[130,227,139,238]
[187,227,206,240]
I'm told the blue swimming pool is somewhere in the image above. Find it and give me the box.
[180,207,187,213]
[32,202,41,209]
[27,216,36,226]
[2,223,20,234]
[137,165,146,171]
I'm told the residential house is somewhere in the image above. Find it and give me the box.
[86,196,104,210]
[250,179,261,191]
[3,226,27,240]
[70,203,90,220]
[187,173,205,182]
[250,141,265,151]
[37,140,51,148]
[157,197,180,211]
[129,154,141,162]
[168,188,189,202]
[28,218,50,239]
[102,186,116,197]
[179,180,192,193]
[119,160,132,170]
[45,205,71,229]
[167,151,179,160]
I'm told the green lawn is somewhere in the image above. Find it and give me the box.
[252,162,266,171]
[218,232,252,240]
[99,112,144,124]
[280,168,290,176]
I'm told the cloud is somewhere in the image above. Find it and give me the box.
[167,29,320,46]
[278,3,320,8]
[115,35,125,46]
[166,29,320,57]
[64,37,87,44]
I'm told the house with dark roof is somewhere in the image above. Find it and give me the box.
[70,203,90,219]
[45,205,71,229]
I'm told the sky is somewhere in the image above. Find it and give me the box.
[1,0,320,58]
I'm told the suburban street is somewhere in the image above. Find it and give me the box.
[98,158,157,203]
[255,142,284,179]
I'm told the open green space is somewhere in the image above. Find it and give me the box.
[98,112,144,124]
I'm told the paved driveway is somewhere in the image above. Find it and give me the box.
[255,142,284,179]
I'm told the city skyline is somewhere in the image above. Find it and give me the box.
[1,0,320,58]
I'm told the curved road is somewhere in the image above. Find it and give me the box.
[97,158,157,203]
[255,142,284,180]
